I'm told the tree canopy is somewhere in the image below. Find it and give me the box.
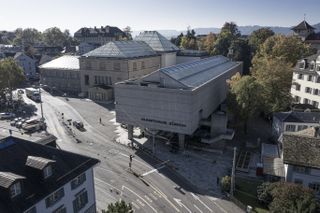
[102,200,133,213]
[13,28,42,46]
[248,28,274,54]
[228,73,262,133]
[257,182,318,213]
[42,27,70,47]
[0,58,25,91]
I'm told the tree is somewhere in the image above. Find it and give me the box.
[0,58,25,101]
[257,182,274,206]
[180,27,198,50]
[229,38,251,74]
[102,200,133,213]
[252,57,293,114]
[268,182,318,213]
[42,27,68,47]
[221,22,241,37]
[228,74,262,133]
[200,32,216,54]
[254,34,314,66]
[122,26,132,40]
[212,22,241,56]
[249,28,274,54]
[13,28,42,46]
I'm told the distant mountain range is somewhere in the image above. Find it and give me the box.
[133,23,320,39]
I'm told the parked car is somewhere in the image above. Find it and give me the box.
[16,119,26,128]
[10,118,21,126]
[73,121,85,131]
[0,112,16,120]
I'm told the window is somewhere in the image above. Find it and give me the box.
[294,179,303,185]
[73,189,88,213]
[317,66,320,71]
[310,63,315,70]
[52,205,66,213]
[308,75,313,81]
[24,206,36,213]
[299,62,305,69]
[45,188,65,208]
[304,98,310,104]
[99,62,105,70]
[71,173,86,190]
[85,75,89,86]
[113,62,120,71]
[317,76,320,83]
[305,87,311,93]
[43,165,52,179]
[296,84,301,91]
[294,96,301,103]
[309,182,320,192]
[298,74,303,80]
[297,125,308,131]
[86,61,92,69]
[141,61,145,69]
[313,89,319,95]
[285,124,296,132]
[313,101,319,108]
[133,62,137,71]
[293,166,310,174]
[10,182,21,198]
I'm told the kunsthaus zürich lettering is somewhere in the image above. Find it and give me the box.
[141,118,186,127]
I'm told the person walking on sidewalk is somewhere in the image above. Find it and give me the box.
[99,117,102,124]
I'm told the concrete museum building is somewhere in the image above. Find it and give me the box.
[115,56,243,148]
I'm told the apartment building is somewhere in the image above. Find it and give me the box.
[80,40,160,102]
[291,53,320,108]
[14,52,37,79]
[0,136,99,213]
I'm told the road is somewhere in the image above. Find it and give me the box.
[22,90,243,213]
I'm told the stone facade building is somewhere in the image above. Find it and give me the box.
[40,55,81,95]
[79,40,161,102]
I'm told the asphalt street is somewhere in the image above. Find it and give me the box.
[19,90,243,213]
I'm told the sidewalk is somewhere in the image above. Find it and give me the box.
[113,123,233,195]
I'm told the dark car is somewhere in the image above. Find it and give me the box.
[73,121,85,131]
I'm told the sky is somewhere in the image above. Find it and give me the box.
[1,0,320,34]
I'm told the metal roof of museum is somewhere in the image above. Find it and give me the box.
[83,40,158,58]
[39,55,80,70]
[135,31,179,52]
[161,55,239,88]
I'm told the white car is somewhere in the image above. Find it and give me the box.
[0,112,16,120]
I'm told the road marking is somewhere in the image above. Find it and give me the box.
[144,195,153,203]
[208,197,218,201]
[211,199,228,213]
[153,190,162,198]
[149,184,180,212]
[149,193,158,200]
[95,178,122,192]
[131,202,140,210]
[193,204,203,213]
[136,199,145,207]
[122,185,157,213]
[191,193,213,212]
[141,165,165,177]
[173,198,191,213]
[97,166,117,174]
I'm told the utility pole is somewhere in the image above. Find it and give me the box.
[39,84,44,120]
[129,154,134,170]
[231,147,237,196]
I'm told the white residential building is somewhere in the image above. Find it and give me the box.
[291,53,320,108]
[14,52,37,79]
[0,136,99,213]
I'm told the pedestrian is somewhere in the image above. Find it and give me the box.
[99,117,102,124]
[217,177,220,186]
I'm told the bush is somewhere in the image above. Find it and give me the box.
[102,200,133,213]
[221,175,231,192]
[257,182,273,205]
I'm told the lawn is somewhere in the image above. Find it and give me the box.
[234,177,269,213]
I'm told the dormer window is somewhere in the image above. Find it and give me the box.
[43,165,52,179]
[310,62,315,70]
[317,65,320,72]
[10,182,21,198]
[299,61,305,69]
